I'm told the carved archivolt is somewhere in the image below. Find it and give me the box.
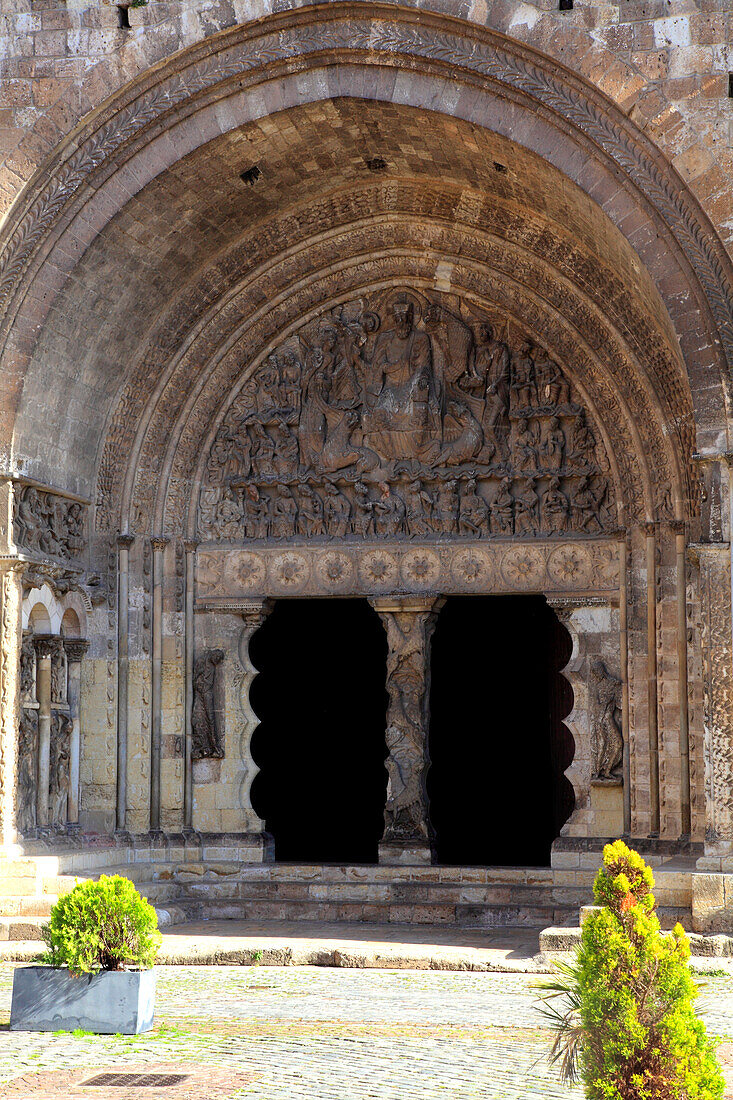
[196,290,615,547]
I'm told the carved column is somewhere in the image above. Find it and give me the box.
[369,595,444,865]
[670,520,691,836]
[150,536,168,833]
[64,639,88,825]
[645,521,660,835]
[0,558,25,849]
[182,539,197,831]
[33,635,55,828]
[116,534,134,833]
[690,541,733,854]
[236,599,273,844]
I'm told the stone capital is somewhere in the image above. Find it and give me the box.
[63,639,89,662]
[183,539,199,554]
[240,598,273,629]
[369,594,444,616]
[116,533,135,550]
[150,536,170,553]
[32,634,57,660]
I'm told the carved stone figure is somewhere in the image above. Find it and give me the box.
[352,481,374,538]
[373,483,406,537]
[17,710,37,835]
[197,291,614,543]
[458,479,489,536]
[590,658,623,782]
[51,641,66,705]
[298,485,325,537]
[14,486,86,561]
[49,711,72,827]
[514,478,540,536]
[363,299,440,462]
[20,634,35,703]
[467,322,511,458]
[542,477,569,535]
[491,477,514,535]
[372,600,442,854]
[192,649,225,759]
[436,479,459,535]
[534,349,570,408]
[511,340,537,410]
[542,417,565,471]
[323,482,351,537]
[513,417,538,474]
[271,486,298,539]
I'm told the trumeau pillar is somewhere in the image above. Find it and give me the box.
[64,639,88,826]
[369,595,444,866]
[150,536,168,833]
[116,534,134,833]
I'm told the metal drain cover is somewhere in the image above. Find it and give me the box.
[82,1073,189,1088]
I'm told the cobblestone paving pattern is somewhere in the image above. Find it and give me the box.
[0,965,731,1099]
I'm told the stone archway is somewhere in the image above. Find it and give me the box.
[1,6,732,935]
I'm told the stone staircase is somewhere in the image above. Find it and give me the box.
[0,841,695,941]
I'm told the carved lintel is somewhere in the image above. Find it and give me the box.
[369,594,443,863]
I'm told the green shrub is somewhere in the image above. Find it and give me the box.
[540,841,724,1099]
[41,875,161,976]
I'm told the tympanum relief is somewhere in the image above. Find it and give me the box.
[198,291,616,546]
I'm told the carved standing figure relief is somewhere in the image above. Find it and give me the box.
[590,658,624,783]
[50,642,66,705]
[17,710,37,834]
[191,649,225,760]
[197,289,615,544]
[372,601,442,852]
[20,634,35,703]
[49,711,72,827]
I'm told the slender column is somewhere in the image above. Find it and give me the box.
[182,540,197,831]
[618,534,631,835]
[64,639,88,825]
[0,557,26,848]
[645,522,660,835]
[670,520,691,836]
[33,635,54,828]
[150,537,168,832]
[369,595,444,865]
[116,534,134,833]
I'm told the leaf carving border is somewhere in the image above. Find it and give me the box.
[1,4,732,385]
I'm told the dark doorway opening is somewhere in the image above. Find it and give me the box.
[250,598,387,863]
[428,595,574,867]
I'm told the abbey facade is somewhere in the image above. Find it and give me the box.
[1,0,733,932]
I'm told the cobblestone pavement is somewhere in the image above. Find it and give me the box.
[0,964,732,1099]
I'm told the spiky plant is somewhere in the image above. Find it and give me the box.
[538,841,724,1099]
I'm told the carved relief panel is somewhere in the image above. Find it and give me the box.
[197,290,616,547]
[13,485,86,562]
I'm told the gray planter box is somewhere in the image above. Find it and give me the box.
[9,965,156,1034]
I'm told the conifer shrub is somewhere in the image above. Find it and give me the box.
[540,840,724,1099]
[41,875,161,976]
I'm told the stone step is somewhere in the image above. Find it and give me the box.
[150,896,565,928]
[0,916,45,942]
[0,896,56,918]
[539,908,696,954]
